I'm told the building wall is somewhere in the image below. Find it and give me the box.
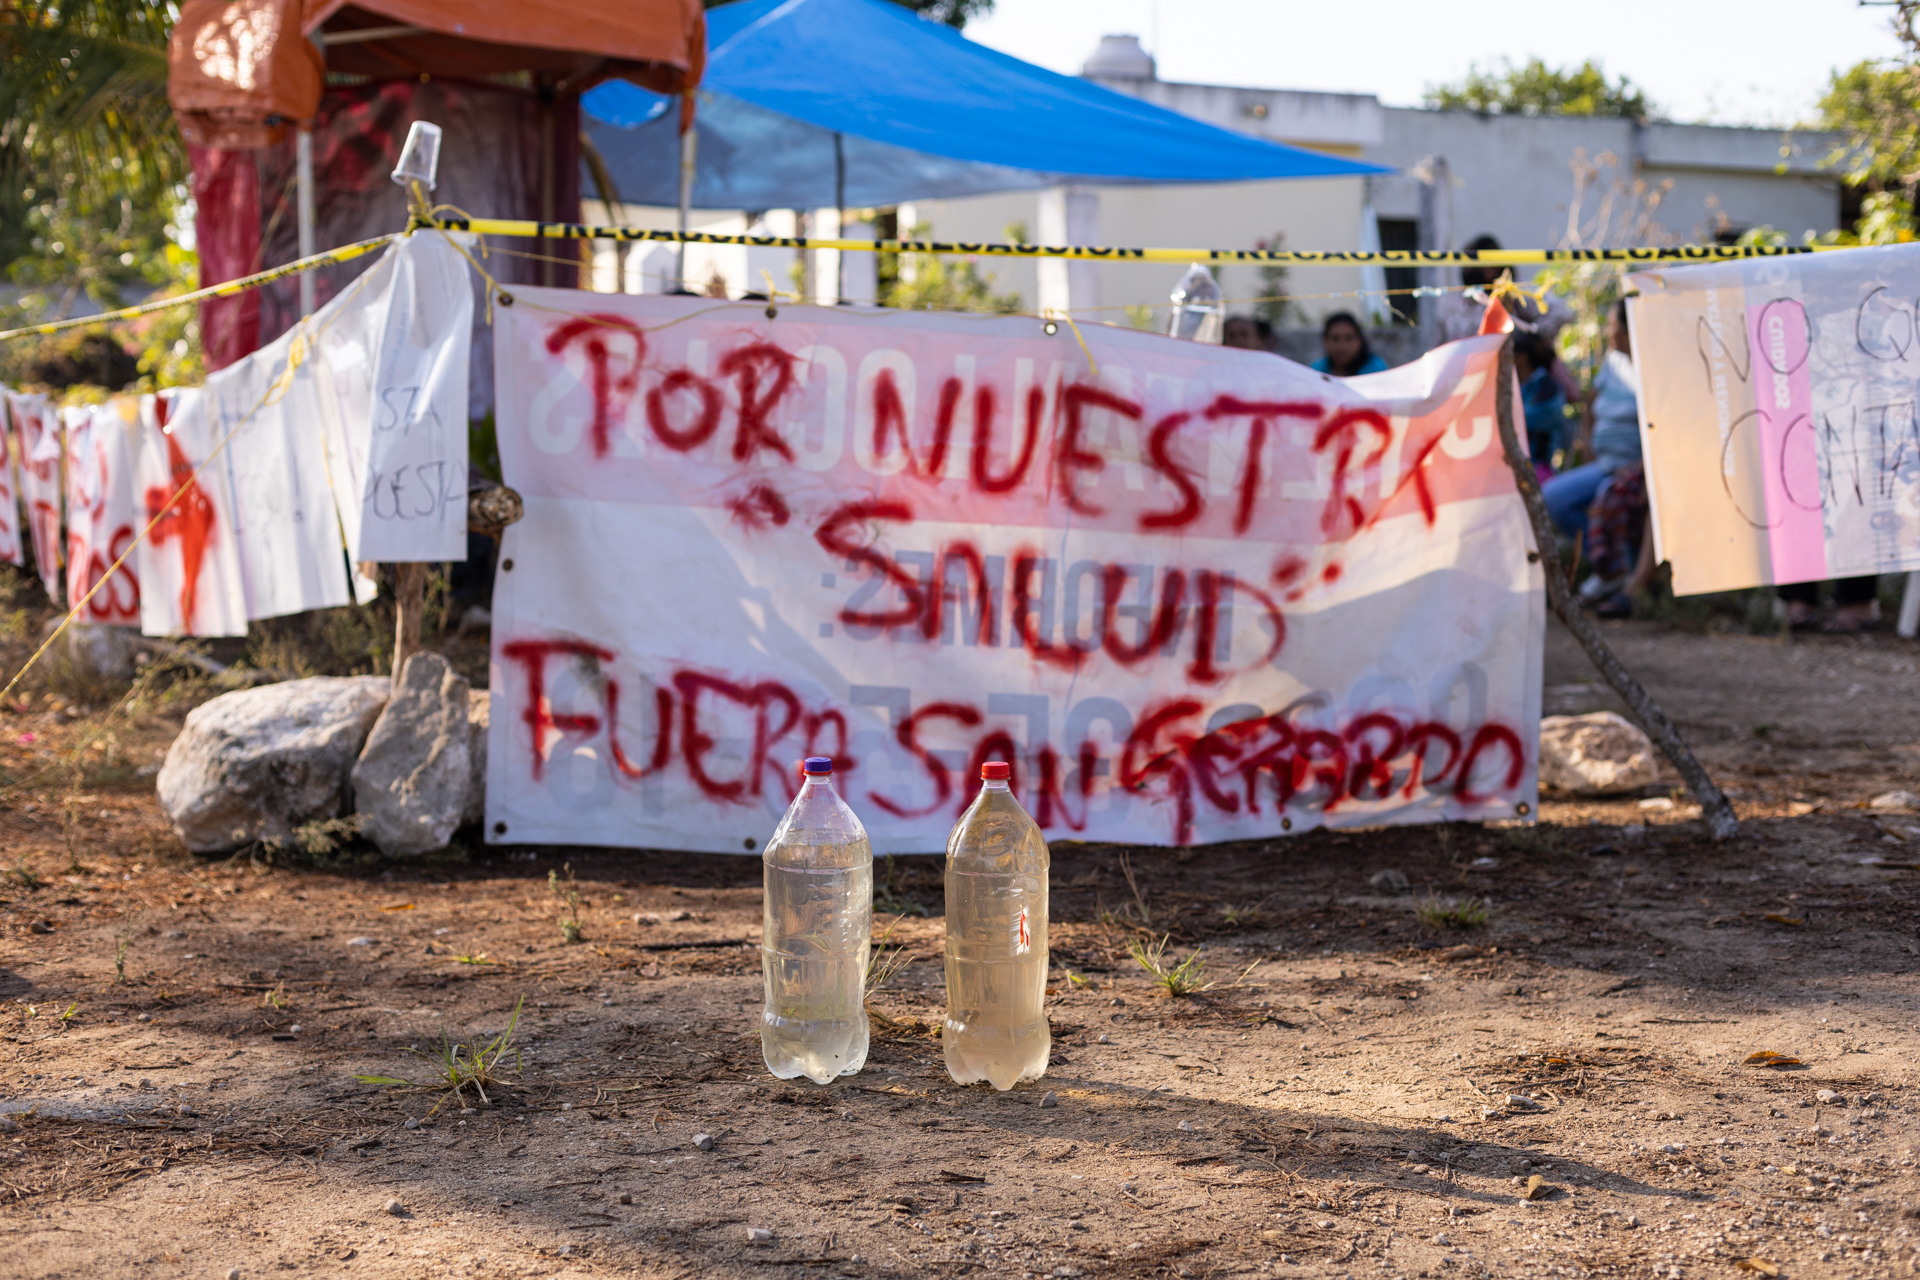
[899,176,1369,329]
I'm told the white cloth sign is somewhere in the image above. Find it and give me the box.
[487,295,1543,854]
[353,232,473,563]
[1631,243,1920,593]
[7,390,64,602]
[202,292,364,621]
[135,387,249,638]
[62,400,142,626]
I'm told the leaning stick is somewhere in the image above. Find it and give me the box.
[1490,336,1738,841]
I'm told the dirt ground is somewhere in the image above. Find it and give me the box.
[6,614,1920,1280]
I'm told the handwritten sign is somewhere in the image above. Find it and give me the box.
[1631,243,1920,593]
[487,296,1543,854]
[354,232,472,563]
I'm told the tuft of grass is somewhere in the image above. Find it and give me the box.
[1128,933,1214,998]
[453,951,497,966]
[355,996,525,1113]
[549,864,584,943]
[1117,850,1153,927]
[261,983,289,1010]
[1416,895,1492,930]
[5,857,43,892]
[863,917,913,1004]
[113,933,131,985]
[296,814,362,858]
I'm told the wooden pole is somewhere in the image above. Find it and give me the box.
[1492,336,1738,841]
[391,562,427,690]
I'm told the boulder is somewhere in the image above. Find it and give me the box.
[157,676,390,853]
[352,652,472,856]
[463,689,489,829]
[1538,712,1660,795]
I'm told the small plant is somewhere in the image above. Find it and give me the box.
[58,1002,80,1024]
[1117,850,1153,927]
[550,864,585,943]
[453,951,497,966]
[864,918,913,1004]
[1219,895,1274,928]
[1416,895,1492,930]
[5,857,43,892]
[113,933,131,985]
[296,814,362,858]
[355,996,525,1113]
[1061,968,1090,988]
[262,983,289,1010]
[1128,933,1214,998]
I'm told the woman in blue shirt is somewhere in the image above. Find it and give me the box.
[1311,312,1388,376]
[1541,300,1640,540]
[1513,330,1569,478]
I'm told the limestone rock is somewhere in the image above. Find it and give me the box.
[1538,712,1659,795]
[462,688,489,828]
[157,676,390,853]
[352,652,472,856]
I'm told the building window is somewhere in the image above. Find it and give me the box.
[1377,217,1419,326]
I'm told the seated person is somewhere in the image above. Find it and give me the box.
[1512,330,1569,478]
[1223,314,1276,352]
[1542,300,1639,543]
[1311,311,1388,376]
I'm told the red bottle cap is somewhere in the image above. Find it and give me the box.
[981,761,1010,781]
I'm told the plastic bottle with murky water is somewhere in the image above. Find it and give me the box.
[760,756,872,1084]
[943,761,1050,1090]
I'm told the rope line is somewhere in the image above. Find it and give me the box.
[416,216,1849,267]
[0,236,395,345]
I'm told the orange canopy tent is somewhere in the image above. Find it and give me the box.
[167,0,704,368]
[170,0,705,148]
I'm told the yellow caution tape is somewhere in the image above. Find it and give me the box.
[0,235,396,344]
[419,216,1849,266]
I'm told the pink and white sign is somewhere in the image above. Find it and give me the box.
[0,398,22,569]
[488,296,1544,854]
[1632,244,1920,594]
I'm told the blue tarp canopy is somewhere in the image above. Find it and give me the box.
[583,0,1385,210]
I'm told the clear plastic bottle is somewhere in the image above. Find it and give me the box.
[942,761,1050,1090]
[1167,262,1224,343]
[761,756,872,1084]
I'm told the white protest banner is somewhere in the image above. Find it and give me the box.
[353,232,472,563]
[7,390,64,602]
[487,296,1542,854]
[62,399,142,627]
[1630,242,1920,594]
[136,388,249,638]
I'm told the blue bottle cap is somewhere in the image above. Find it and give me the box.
[803,756,833,775]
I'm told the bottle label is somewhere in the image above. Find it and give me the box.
[1013,905,1031,956]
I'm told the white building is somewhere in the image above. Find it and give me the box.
[604,33,1850,340]
[892,35,1849,331]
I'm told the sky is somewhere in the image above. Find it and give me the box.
[966,0,1907,127]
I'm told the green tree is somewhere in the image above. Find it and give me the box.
[883,221,1022,314]
[1425,58,1652,119]
[703,0,992,28]
[0,2,192,390]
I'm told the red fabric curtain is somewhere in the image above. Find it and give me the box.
[191,79,580,371]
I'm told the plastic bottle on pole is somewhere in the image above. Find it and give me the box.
[942,761,1050,1090]
[760,756,872,1083]
[1167,262,1224,343]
